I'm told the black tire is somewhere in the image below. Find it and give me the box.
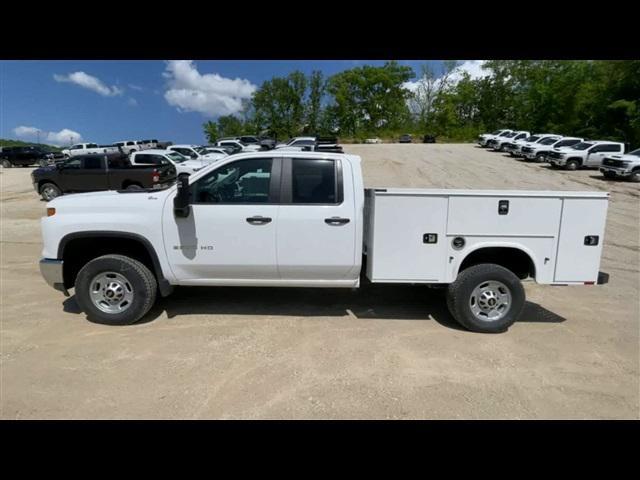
[565,159,579,171]
[2,159,12,168]
[446,264,525,333]
[39,182,62,201]
[535,153,545,163]
[602,171,617,180]
[125,183,143,190]
[629,170,640,183]
[74,254,157,325]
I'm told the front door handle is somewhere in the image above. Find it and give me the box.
[246,216,272,225]
[324,217,350,226]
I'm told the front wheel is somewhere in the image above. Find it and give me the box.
[74,254,157,325]
[565,160,579,171]
[125,183,143,190]
[629,170,640,183]
[446,264,525,333]
[535,153,546,163]
[1,159,12,168]
[602,171,617,180]
[39,182,62,201]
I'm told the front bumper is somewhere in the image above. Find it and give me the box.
[39,258,69,296]
[599,166,631,177]
[550,158,566,166]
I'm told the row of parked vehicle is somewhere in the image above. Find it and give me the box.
[30,136,344,200]
[477,129,639,182]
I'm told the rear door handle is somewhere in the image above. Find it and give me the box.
[325,217,350,225]
[246,216,272,225]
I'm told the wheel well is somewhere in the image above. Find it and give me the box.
[458,247,535,280]
[121,180,142,189]
[61,236,156,289]
[566,157,582,165]
[38,180,59,191]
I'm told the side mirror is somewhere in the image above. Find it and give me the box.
[173,173,191,218]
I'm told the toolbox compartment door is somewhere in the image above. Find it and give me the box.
[554,198,608,283]
[367,194,448,282]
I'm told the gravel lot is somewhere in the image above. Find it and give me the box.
[1,143,638,419]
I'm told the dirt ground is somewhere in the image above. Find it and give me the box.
[1,144,638,419]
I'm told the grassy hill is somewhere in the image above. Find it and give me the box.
[0,139,62,151]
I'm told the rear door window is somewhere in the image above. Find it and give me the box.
[291,159,338,204]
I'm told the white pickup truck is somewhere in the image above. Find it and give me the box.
[62,143,119,158]
[129,150,205,176]
[38,151,610,333]
[477,129,512,147]
[547,141,625,170]
[520,137,583,162]
[599,148,640,182]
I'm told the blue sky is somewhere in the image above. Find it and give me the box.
[1,60,463,145]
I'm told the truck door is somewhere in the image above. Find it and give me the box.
[62,156,109,191]
[276,157,357,281]
[587,144,622,167]
[162,157,280,282]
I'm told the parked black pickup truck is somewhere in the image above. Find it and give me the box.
[1,145,61,168]
[31,153,177,200]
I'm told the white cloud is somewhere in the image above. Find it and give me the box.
[53,71,123,97]
[13,125,82,146]
[162,60,256,117]
[403,60,490,93]
[127,97,138,107]
[128,83,144,91]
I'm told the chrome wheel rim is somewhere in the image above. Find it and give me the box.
[469,280,511,322]
[42,186,58,200]
[89,271,134,314]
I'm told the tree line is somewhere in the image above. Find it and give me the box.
[203,60,639,147]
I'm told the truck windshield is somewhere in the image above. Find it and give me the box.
[627,148,640,157]
[572,142,594,151]
[166,152,188,163]
[491,130,501,135]
[540,137,558,145]
[526,136,540,142]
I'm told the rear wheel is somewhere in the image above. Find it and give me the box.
[39,182,61,201]
[125,183,143,190]
[446,264,525,333]
[565,159,580,171]
[2,159,12,168]
[74,254,157,325]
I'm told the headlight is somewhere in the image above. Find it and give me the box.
[620,161,631,167]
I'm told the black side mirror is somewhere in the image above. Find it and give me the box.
[174,173,191,218]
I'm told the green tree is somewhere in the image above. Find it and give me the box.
[217,115,244,137]
[306,70,325,134]
[202,120,219,143]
